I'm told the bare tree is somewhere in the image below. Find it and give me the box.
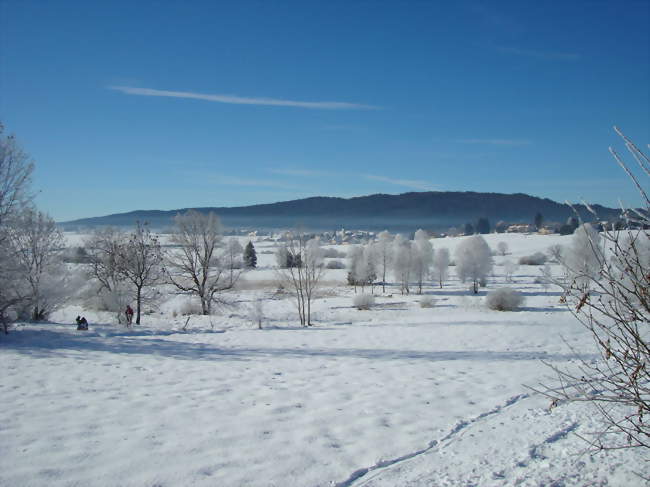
[85,227,131,323]
[536,127,650,451]
[277,232,326,327]
[115,222,164,325]
[166,211,240,315]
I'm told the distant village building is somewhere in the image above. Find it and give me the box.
[506,223,535,233]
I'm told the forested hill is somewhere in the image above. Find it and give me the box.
[59,191,621,232]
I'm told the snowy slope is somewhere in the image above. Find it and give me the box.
[1,232,647,486]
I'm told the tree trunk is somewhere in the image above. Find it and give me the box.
[136,286,142,324]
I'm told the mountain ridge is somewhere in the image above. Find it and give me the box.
[59,191,622,232]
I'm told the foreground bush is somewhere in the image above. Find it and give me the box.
[485,287,524,311]
[353,293,375,310]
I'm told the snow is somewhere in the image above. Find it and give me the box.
[1,232,647,486]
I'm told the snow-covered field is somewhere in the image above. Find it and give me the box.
[1,232,647,486]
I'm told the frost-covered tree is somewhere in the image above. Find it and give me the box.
[223,238,244,285]
[244,241,257,268]
[167,211,239,315]
[115,222,164,325]
[0,124,33,233]
[392,234,413,294]
[562,223,603,292]
[9,209,71,320]
[275,244,289,269]
[455,235,493,293]
[432,247,450,288]
[412,229,433,294]
[496,241,508,256]
[374,230,392,292]
[547,244,563,263]
[348,244,377,292]
[277,233,326,326]
[502,259,518,283]
[0,125,34,331]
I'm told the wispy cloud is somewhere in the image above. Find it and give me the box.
[364,174,436,191]
[457,138,531,146]
[109,86,379,110]
[496,46,579,61]
[268,168,332,177]
[182,171,303,190]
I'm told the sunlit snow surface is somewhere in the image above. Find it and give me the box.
[1,232,647,486]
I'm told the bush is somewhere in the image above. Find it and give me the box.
[323,248,346,258]
[518,252,547,265]
[326,259,345,269]
[419,296,437,308]
[485,287,525,311]
[177,299,204,316]
[353,293,375,310]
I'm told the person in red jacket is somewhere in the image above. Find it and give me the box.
[125,305,134,326]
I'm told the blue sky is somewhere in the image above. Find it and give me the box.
[1,0,648,221]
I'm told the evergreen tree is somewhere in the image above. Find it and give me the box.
[534,212,544,230]
[244,241,257,268]
[463,223,474,236]
[476,217,490,234]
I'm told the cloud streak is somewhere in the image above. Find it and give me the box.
[109,86,378,110]
[457,138,531,146]
[496,46,579,60]
[269,168,332,177]
[364,174,436,191]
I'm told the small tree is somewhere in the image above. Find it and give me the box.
[463,222,474,236]
[244,241,257,268]
[432,247,450,288]
[375,230,393,293]
[497,241,508,256]
[502,259,518,283]
[167,211,240,315]
[277,232,326,326]
[391,234,413,294]
[534,212,544,231]
[115,222,164,325]
[455,235,493,293]
[412,229,433,294]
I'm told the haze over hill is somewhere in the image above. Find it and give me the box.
[60,191,621,233]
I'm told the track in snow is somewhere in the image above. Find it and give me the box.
[334,393,530,487]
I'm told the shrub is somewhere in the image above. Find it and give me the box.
[326,259,345,269]
[518,252,547,265]
[353,293,375,310]
[485,287,525,311]
[419,296,437,308]
[323,248,346,258]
